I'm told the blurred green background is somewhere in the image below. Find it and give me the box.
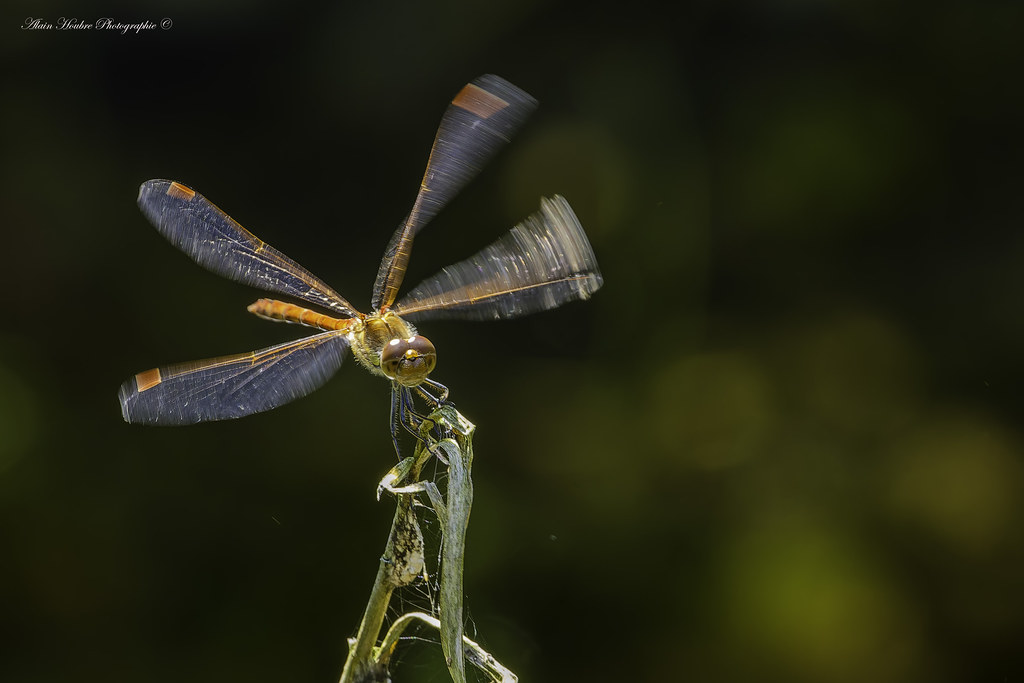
[2,1,1022,681]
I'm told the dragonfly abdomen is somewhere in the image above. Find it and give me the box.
[247,298,354,332]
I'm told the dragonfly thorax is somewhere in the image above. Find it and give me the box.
[349,311,435,386]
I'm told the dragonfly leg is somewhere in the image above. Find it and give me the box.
[389,384,404,457]
[389,381,452,457]
[390,383,429,456]
[415,378,450,406]
[399,386,428,434]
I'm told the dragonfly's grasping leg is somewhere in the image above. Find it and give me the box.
[400,386,428,433]
[389,380,453,457]
[390,383,403,457]
[390,383,431,456]
[414,378,450,406]
[390,382,457,462]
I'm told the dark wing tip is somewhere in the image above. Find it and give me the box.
[119,368,167,425]
[471,74,539,108]
[118,376,138,424]
[138,179,195,210]
[138,178,170,204]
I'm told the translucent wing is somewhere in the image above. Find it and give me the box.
[391,196,602,322]
[118,331,350,425]
[372,75,538,311]
[138,180,361,318]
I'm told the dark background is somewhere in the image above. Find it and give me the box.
[2,1,1023,681]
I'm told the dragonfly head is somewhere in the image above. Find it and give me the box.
[380,335,437,387]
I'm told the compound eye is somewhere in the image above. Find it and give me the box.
[380,336,437,386]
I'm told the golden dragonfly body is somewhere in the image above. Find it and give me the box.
[119,75,602,448]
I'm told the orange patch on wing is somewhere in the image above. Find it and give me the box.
[135,368,163,392]
[452,83,509,119]
[166,182,196,201]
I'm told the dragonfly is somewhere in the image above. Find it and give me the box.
[118,74,603,451]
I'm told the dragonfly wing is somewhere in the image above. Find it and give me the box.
[372,75,538,310]
[391,196,602,322]
[119,331,350,425]
[138,180,361,318]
